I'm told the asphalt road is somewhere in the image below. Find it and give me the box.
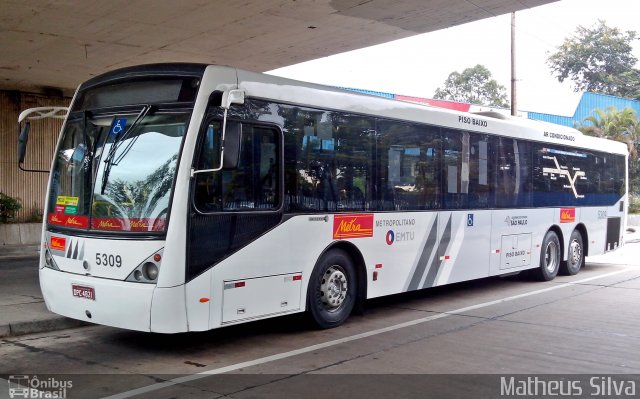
[2,243,640,399]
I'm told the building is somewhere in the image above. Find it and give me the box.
[345,88,640,128]
[527,92,640,128]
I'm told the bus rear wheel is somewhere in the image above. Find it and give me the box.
[535,230,561,281]
[307,249,357,329]
[560,230,584,275]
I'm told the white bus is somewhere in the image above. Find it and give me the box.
[18,64,627,333]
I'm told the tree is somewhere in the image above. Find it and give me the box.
[547,20,639,99]
[433,64,509,108]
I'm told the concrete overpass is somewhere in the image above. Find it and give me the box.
[1,0,556,94]
[0,0,557,222]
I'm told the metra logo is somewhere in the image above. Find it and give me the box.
[66,217,83,226]
[130,220,149,229]
[50,236,66,252]
[560,208,576,223]
[333,214,374,239]
[50,214,64,224]
[48,214,89,228]
[97,219,122,229]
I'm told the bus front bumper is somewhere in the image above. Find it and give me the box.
[40,267,155,332]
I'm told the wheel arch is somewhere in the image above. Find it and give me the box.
[548,224,565,260]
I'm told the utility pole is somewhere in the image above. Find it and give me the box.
[511,12,517,116]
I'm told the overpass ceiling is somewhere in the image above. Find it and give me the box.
[0,0,556,93]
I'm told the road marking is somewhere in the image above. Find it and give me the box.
[105,267,630,399]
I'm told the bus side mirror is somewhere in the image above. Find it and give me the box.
[191,90,245,177]
[18,122,30,165]
[222,122,241,169]
[16,106,67,173]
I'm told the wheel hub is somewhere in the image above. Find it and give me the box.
[545,241,558,273]
[320,265,348,311]
[570,239,582,265]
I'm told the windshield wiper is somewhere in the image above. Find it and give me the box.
[100,104,152,194]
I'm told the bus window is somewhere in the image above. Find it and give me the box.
[494,137,531,208]
[377,121,440,210]
[441,130,496,210]
[532,143,596,206]
[443,129,465,209]
[276,104,374,212]
[332,114,374,211]
[194,124,279,212]
[468,133,492,208]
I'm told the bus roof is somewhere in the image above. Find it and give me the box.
[77,63,628,157]
[230,66,627,157]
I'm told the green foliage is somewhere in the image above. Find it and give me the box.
[433,64,510,108]
[0,193,22,223]
[29,203,44,223]
[629,194,640,214]
[547,20,639,99]
[577,107,640,194]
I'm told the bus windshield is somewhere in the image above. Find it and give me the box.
[47,111,189,233]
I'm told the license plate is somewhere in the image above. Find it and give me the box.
[72,284,95,300]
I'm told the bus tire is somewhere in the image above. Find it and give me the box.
[307,249,357,329]
[535,230,561,281]
[560,230,584,275]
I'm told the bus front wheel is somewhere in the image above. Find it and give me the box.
[535,230,561,281]
[307,249,357,329]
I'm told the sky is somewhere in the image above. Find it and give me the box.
[267,0,640,116]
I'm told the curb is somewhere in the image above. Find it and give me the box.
[0,244,40,261]
[0,317,89,339]
[0,255,40,262]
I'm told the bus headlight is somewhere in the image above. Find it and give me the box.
[44,249,60,270]
[125,250,163,284]
[143,262,159,281]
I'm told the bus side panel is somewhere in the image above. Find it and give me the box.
[206,216,330,329]
[489,208,554,276]
[362,212,437,299]
[579,207,608,256]
[150,285,188,333]
[432,211,491,287]
[185,269,213,332]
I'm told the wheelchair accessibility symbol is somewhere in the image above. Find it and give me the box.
[110,118,127,136]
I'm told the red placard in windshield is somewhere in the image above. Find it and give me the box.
[48,214,89,229]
